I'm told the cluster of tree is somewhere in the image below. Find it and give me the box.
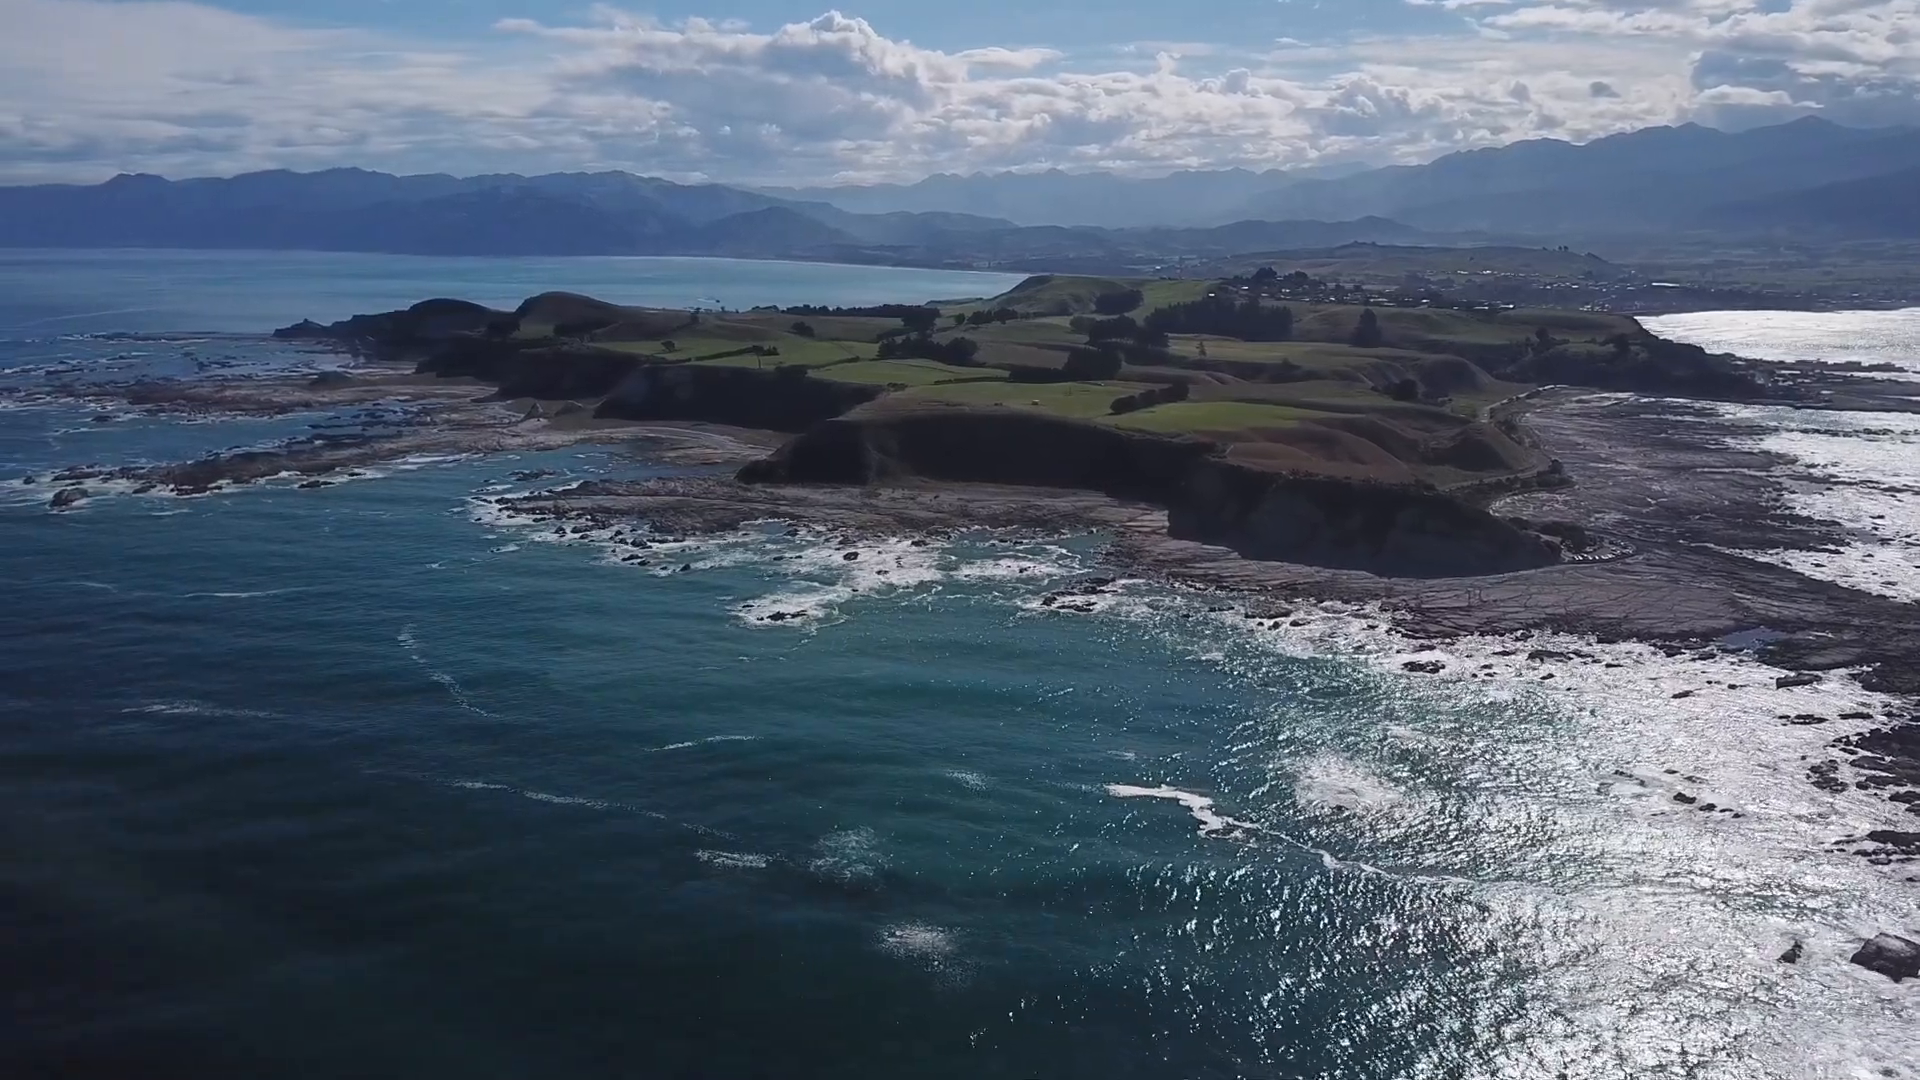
[1062,342,1125,381]
[959,307,1021,327]
[1093,289,1145,316]
[1109,381,1191,415]
[1069,313,1167,347]
[791,321,815,337]
[784,303,942,333]
[875,333,980,366]
[1249,267,1315,289]
[1351,308,1384,348]
[1382,376,1421,402]
[1143,294,1295,342]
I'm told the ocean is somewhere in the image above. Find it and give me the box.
[2,252,1916,1079]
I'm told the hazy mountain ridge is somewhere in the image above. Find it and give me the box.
[782,118,1920,237]
[0,169,1439,264]
[1,118,1912,263]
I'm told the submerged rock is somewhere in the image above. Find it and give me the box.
[1776,673,1822,689]
[1850,934,1920,982]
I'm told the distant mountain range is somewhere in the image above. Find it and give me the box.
[770,117,1920,238]
[0,167,1442,267]
[0,117,1912,264]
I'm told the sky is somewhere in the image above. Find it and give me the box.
[2,0,1916,186]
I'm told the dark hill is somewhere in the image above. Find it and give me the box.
[1704,166,1920,238]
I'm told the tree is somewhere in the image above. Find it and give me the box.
[1351,307,1383,348]
[1144,294,1294,342]
[1063,342,1124,381]
[952,313,967,327]
[875,333,979,367]
[900,307,940,334]
[1084,315,1138,342]
[1251,266,1278,284]
[1387,377,1420,401]
[791,321,816,337]
[1093,288,1145,316]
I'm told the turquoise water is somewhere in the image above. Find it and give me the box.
[3,254,1916,1079]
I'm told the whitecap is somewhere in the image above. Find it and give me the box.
[648,735,758,753]
[1290,753,1410,815]
[878,922,957,960]
[696,850,771,870]
[1107,783,1257,837]
[809,826,883,882]
[519,790,613,810]
[122,700,272,719]
[944,769,990,790]
[736,583,853,628]
[396,623,496,718]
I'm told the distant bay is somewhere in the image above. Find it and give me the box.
[0,249,1028,337]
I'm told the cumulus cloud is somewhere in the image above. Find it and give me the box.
[0,0,1915,184]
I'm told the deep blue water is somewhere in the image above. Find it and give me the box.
[2,252,1915,1080]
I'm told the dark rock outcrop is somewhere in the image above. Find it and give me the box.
[417,337,642,401]
[1171,462,1558,577]
[48,486,87,510]
[740,407,1559,577]
[740,407,1210,497]
[597,364,880,432]
[1851,934,1920,982]
[273,298,509,356]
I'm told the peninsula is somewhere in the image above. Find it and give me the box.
[24,266,1920,860]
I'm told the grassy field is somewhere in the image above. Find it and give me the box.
[878,380,1149,418]
[1196,245,1631,284]
[685,338,870,368]
[940,318,1083,348]
[814,360,1009,387]
[982,275,1217,317]
[1138,279,1216,311]
[988,275,1134,316]
[728,313,902,342]
[1173,337,1434,367]
[1108,400,1323,434]
[1287,302,1637,352]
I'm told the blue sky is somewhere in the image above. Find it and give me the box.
[2,0,1914,185]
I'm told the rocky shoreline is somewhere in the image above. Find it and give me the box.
[11,324,1920,903]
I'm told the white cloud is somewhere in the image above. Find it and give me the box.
[0,0,1915,185]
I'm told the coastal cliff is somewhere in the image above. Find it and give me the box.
[596,364,882,431]
[739,407,1559,577]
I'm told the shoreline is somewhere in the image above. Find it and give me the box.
[8,338,1920,849]
[3,246,1914,317]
